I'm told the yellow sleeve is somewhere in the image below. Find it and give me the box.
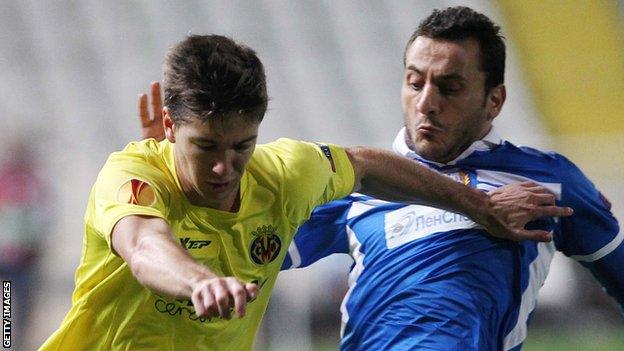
[254,138,355,228]
[90,142,171,247]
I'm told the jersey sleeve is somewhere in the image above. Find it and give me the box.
[91,143,171,248]
[258,138,355,229]
[555,156,623,307]
[281,197,354,270]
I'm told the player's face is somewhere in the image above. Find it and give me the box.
[401,36,505,163]
[165,112,259,211]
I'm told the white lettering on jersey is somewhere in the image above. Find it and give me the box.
[384,205,482,249]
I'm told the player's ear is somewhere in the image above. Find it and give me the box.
[486,84,506,121]
[163,107,176,143]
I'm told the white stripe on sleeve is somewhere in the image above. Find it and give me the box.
[570,231,623,262]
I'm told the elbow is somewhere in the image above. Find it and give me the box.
[345,146,372,190]
[345,146,368,169]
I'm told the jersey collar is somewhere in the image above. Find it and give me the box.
[391,126,503,167]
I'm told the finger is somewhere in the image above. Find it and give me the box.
[192,289,207,317]
[150,81,162,121]
[530,193,556,205]
[199,285,219,318]
[246,283,258,301]
[516,180,548,192]
[199,286,219,318]
[205,303,220,319]
[138,93,150,126]
[533,205,574,219]
[229,283,247,318]
[517,229,553,242]
[523,184,552,195]
[212,283,232,319]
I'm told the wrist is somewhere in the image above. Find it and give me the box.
[461,187,492,227]
[185,268,218,295]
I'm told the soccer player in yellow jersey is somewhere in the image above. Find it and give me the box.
[40,35,571,351]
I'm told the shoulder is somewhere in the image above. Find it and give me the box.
[486,142,561,168]
[510,144,580,172]
[508,144,588,183]
[250,138,350,181]
[506,146,615,216]
[106,139,164,165]
[466,141,572,181]
[252,138,325,164]
[249,138,355,221]
[96,139,174,200]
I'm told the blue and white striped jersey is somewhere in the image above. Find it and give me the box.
[281,128,622,351]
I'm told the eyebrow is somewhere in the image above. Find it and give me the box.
[406,65,466,82]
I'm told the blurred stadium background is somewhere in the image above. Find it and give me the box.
[0,0,622,350]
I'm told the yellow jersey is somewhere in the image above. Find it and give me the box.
[40,138,354,351]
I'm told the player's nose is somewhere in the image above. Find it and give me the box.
[416,84,440,116]
[211,152,235,178]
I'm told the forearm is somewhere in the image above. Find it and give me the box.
[129,233,216,299]
[347,146,489,222]
[113,216,256,319]
[580,241,624,309]
[112,216,216,299]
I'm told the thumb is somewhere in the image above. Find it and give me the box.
[518,229,553,243]
[246,283,259,301]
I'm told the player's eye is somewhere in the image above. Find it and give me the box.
[410,83,423,91]
[234,143,252,152]
[195,144,216,152]
[439,83,462,96]
[406,72,422,91]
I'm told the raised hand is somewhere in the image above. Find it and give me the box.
[138,81,166,141]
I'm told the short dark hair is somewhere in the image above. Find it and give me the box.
[405,6,506,92]
[163,35,268,123]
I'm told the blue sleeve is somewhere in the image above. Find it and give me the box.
[554,156,623,308]
[579,243,624,310]
[281,197,353,270]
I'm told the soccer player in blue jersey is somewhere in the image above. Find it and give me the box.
[278,6,622,351]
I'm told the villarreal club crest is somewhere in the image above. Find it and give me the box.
[249,225,281,265]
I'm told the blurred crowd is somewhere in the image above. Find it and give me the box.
[0,136,48,350]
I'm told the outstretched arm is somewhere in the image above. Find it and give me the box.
[112,215,257,319]
[283,182,568,271]
[346,147,573,242]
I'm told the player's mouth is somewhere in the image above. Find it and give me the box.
[206,180,233,193]
[417,124,443,138]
